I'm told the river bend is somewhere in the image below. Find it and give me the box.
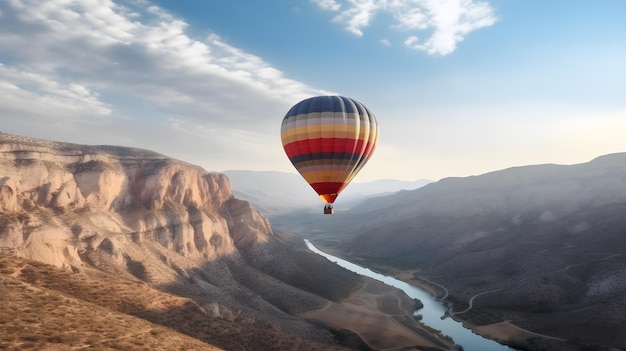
[305,240,515,351]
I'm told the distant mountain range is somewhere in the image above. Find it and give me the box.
[222,170,432,217]
[287,153,626,350]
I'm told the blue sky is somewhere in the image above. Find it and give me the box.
[0,0,624,182]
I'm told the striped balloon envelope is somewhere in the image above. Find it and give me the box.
[281,96,379,210]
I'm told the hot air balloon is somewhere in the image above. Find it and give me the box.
[281,95,379,214]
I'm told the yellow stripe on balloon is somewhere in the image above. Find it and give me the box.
[281,124,361,141]
[299,170,355,184]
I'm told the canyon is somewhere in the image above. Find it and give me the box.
[1,132,418,351]
[293,154,626,350]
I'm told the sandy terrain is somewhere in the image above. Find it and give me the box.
[473,321,536,341]
[473,321,566,344]
[299,277,455,350]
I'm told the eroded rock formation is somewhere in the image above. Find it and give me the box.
[0,132,270,271]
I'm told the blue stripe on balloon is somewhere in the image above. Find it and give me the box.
[289,152,366,164]
[284,96,361,118]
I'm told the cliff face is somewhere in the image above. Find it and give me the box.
[0,132,271,271]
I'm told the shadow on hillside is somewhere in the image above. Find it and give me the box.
[151,235,374,351]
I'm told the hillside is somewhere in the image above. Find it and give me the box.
[0,252,223,350]
[302,154,626,350]
[0,132,368,350]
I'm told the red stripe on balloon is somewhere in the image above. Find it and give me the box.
[310,182,347,203]
[283,138,373,158]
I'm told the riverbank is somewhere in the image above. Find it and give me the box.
[392,270,549,347]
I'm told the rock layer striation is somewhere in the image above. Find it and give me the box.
[0,132,270,270]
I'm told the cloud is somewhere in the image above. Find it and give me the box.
[0,64,111,118]
[311,0,341,11]
[312,0,496,56]
[0,0,324,170]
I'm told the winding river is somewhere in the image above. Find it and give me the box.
[305,240,515,351]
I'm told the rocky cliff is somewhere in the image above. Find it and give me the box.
[0,132,269,269]
[0,132,363,350]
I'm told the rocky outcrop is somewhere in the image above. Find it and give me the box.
[0,132,270,270]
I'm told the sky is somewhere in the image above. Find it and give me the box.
[0,0,625,182]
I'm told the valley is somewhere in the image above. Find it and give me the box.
[285,155,626,351]
[2,132,625,350]
[0,132,453,351]
[225,155,626,351]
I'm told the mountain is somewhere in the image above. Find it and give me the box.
[0,132,370,350]
[223,169,431,217]
[222,170,320,216]
[339,178,433,203]
[0,132,454,351]
[304,154,626,350]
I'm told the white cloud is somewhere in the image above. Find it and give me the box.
[311,0,341,11]
[312,0,496,56]
[332,0,378,36]
[0,0,324,169]
[0,0,322,110]
[0,64,111,117]
[404,35,419,47]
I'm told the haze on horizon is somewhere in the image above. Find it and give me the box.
[0,0,624,182]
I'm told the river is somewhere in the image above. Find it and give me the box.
[305,240,515,351]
